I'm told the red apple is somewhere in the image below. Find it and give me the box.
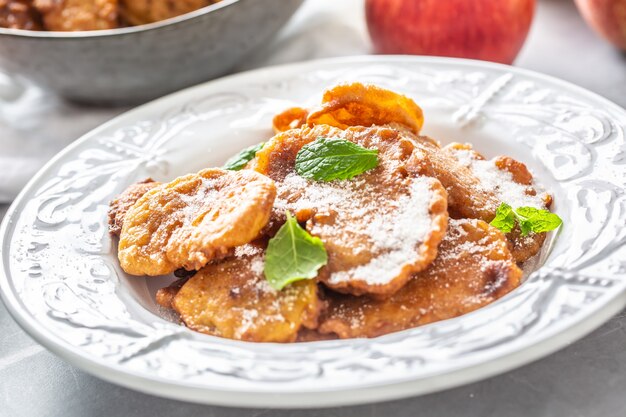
[365,0,536,64]
[575,0,626,51]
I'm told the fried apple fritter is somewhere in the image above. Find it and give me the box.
[34,0,118,31]
[0,0,42,29]
[399,135,501,221]
[155,276,188,309]
[108,178,161,237]
[171,244,323,343]
[252,124,448,296]
[318,219,523,339]
[118,168,276,276]
[272,106,308,134]
[443,142,551,212]
[119,0,210,26]
[306,83,425,135]
[442,143,551,263]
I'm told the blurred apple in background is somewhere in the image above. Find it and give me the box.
[574,0,626,51]
[365,0,536,64]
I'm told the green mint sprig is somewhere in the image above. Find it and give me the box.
[264,212,328,290]
[223,142,265,171]
[295,137,378,181]
[490,202,562,236]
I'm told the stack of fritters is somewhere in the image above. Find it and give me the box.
[109,83,552,342]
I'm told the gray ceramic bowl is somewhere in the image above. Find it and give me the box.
[0,0,302,104]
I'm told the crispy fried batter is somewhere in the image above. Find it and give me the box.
[119,0,210,26]
[318,219,523,339]
[506,224,547,263]
[272,106,308,134]
[118,168,276,276]
[108,178,161,237]
[34,0,118,31]
[404,136,502,221]
[171,245,323,342]
[0,0,42,29]
[252,124,448,296]
[296,328,338,342]
[442,143,551,263]
[155,276,189,309]
[307,83,425,134]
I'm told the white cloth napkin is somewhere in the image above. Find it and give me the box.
[0,0,368,203]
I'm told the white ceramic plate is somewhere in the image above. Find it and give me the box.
[1,56,625,408]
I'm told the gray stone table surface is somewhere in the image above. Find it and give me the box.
[1,0,626,416]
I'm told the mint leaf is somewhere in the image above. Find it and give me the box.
[223,142,265,171]
[514,206,562,235]
[518,219,534,236]
[490,202,562,236]
[295,137,378,181]
[490,203,515,233]
[264,212,328,290]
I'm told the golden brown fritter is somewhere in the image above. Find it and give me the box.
[118,168,276,276]
[252,124,448,296]
[506,226,547,264]
[171,244,323,343]
[272,106,308,134]
[119,0,210,26]
[442,142,551,214]
[403,136,502,221]
[155,276,188,309]
[33,0,118,31]
[318,219,523,339]
[108,178,161,237]
[306,83,425,134]
[442,142,552,263]
[0,0,42,29]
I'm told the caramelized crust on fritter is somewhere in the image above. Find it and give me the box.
[171,245,323,342]
[272,106,308,134]
[0,0,42,29]
[34,0,119,31]
[108,178,161,237]
[306,82,425,134]
[118,168,276,276]
[252,124,448,296]
[318,219,523,339]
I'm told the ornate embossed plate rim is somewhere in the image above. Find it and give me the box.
[1,56,626,408]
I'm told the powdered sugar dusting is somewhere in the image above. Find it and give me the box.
[177,176,222,220]
[234,244,264,258]
[234,309,259,339]
[327,177,436,286]
[249,256,265,275]
[438,219,507,263]
[452,149,547,209]
[275,172,440,287]
[275,173,370,217]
